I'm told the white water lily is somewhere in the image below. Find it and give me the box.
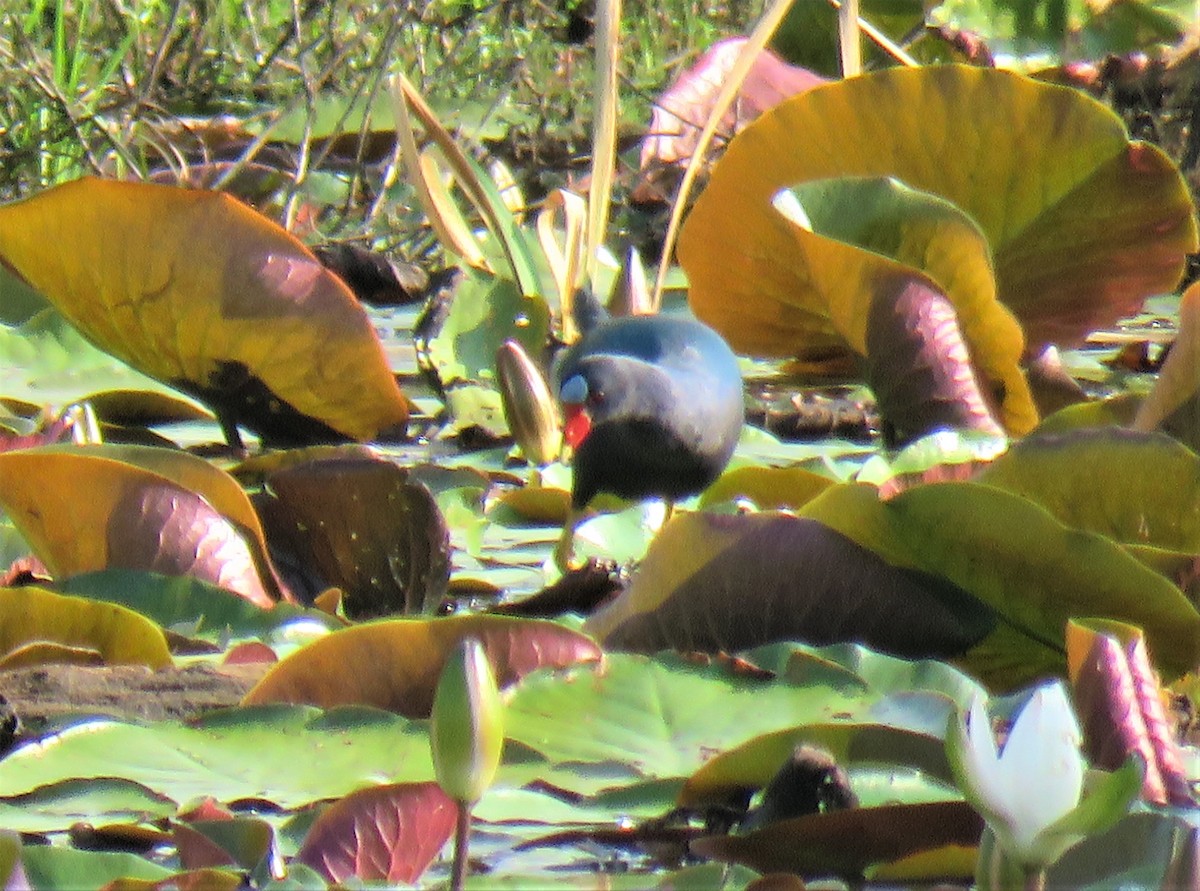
[949,682,1085,868]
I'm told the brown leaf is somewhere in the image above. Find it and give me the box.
[312,243,429,307]
[635,38,827,202]
[692,801,982,880]
[296,782,456,883]
[866,276,1004,448]
[254,455,450,616]
[1067,619,1195,807]
[584,512,997,660]
[242,613,603,718]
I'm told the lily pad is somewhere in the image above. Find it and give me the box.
[680,65,1197,357]
[0,177,408,444]
[0,447,275,608]
[243,614,602,718]
[0,585,170,669]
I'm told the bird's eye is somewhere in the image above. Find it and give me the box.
[589,388,605,404]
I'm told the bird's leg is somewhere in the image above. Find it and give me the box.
[554,506,586,573]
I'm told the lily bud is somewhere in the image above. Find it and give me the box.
[496,340,561,466]
[430,638,504,805]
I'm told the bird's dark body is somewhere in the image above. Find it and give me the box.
[556,314,744,509]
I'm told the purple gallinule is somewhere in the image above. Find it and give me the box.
[554,310,744,568]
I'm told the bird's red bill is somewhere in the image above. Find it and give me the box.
[563,406,592,449]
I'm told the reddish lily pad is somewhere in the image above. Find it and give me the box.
[583,511,998,659]
[0,177,408,445]
[1067,619,1193,807]
[770,175,1035,435]
[296,782,456,884]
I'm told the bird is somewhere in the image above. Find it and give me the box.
[553,308,744,569]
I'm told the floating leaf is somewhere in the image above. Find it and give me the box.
[242,614,602,718]
[0,447,275,608]
[681,65,1197,357]
[680,722,954,808]
[698,465,835,510]
[296,781,456,883]
[888,482,1200,684]
[0,309,180,410]
[0,778,175,834]
[255,455,450,616]
[1067,619,1193,807]
[0,586,169,669]
[0,707,433,808]
[0,177,408,444]
[55,570,340,641]
[692,801,982,879]
[504,653,874,780]
[584,511,998,660]
[977,428,1200,553]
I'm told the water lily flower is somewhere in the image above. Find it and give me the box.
[948,681,1140,872]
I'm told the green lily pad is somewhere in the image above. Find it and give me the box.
[504,652,875,778]
[0,706,433,808]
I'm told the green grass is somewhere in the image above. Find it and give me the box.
[0,1,749,199]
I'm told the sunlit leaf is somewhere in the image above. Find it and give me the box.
[888,482,1200,684]
[0,778,175,834]
[296,782,456,883]
[771,176,1034,435]
[698,464,834,510]
[504,652,875,779]
[417,270,550,433]
[681,66,1197,358]
[0,178,408,444]
[0,310,180,410]
[0,586,169,669]
[242,614,601,718]
[0,447,275,608]
[584,511,998,659]
[0,707,433,808]
[977,428,1200,552]
[21,846,172,889]
[1067,619,1193,806]
[55,570,340,641]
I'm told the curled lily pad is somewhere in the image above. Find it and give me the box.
[0,446,275,607]
[0,177,408,445]
[0,586,170,669]
[771,176,1035,435]
[681,65,1197,360]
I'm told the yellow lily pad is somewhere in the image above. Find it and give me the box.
[0,177,408,444]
